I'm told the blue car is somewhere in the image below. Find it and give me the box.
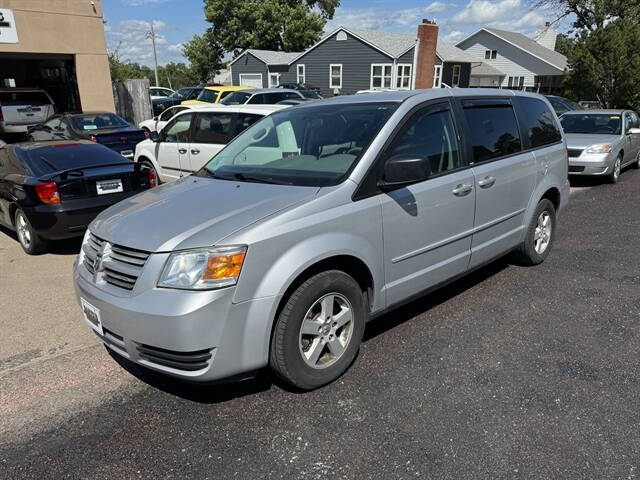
[27,112,147,159]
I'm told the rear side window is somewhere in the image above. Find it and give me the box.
[0,91,51,106]
[192,112,233,144]
[462,100,522,163]
[516,97,562,148]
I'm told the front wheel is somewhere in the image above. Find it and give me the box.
[14,209,48,255]
[140,159,161,185]
[513,199,556,266]
[270,270,366,390]
[607,155,622,183]
[632,151,640,170]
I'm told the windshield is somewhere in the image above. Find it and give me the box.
[561,114,622,135]
[169,88,190,100]
[0,91,51,106]
[70,113,129,131]
[197,88,219,103]
[199,102,397,187]
[220,91,252,105]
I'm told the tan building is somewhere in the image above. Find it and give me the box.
[0,0,114,112]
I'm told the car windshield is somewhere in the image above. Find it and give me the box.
[197,89,219,103]
[0,91,50,106]
[199,102,397,187]
[561,114,622,135]
[220,91,252,105]
[169,88,190,100]
[70,113,129,131]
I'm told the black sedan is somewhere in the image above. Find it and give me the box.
[27,112,147,159]
[152,86,202,116]
[0,140,156,254]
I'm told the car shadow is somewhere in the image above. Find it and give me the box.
[109,258,512,403]
[569,176,604,188]
[0,224,82,256]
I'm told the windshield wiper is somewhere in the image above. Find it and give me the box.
[231,172,288,185]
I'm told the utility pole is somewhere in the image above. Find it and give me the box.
[146,22,160,87]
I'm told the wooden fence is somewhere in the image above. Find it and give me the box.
[112,79,153,127]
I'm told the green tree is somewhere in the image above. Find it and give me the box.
[203,0,339,55]
[564,19,640,109]
[532,0,640,31]
[182,28,224,83]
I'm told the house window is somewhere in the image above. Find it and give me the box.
[330,64,342,89]
[371,63,392,89]
[297,64,305,84]
[485,50,497,59]
[433,65,442,88]
[336,31,347,41]
[396,64,412,89]
[452,65,461,87]
[508,76,525,89]
[268,72,280,87]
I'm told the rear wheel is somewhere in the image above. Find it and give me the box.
[139,159,161,185]
[607,155,622,183]
[270,270,366,390]
[14,209,48,255]
[513,199,556,266]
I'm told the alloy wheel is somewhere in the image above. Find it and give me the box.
[16,213,31,249]
[298,293,354,369]
[613,157,621,181]
[533,211,552,255]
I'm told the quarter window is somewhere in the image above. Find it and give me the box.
[385,103,461,176]
[163,113,193,143]
[330,64,342,89]
[515,97,562,148]
[192,112,233,144]
[462,101,522,162]
[396,64,412,89]
[371,64,392,89]
[297,64,305,84]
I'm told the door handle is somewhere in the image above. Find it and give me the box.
[478,176,496,188]
[452,184,473,196]
[178,148,187,154]
[190,149,200,155]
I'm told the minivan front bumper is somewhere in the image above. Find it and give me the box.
[73,259,280,382]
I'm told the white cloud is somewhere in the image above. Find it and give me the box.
[442,30,468,43]
[106,19,185,66]
[452,0,521,25]
[326,2,451,32]
[120,0,171,6]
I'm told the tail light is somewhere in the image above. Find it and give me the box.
[52,103,58,115]
[35,181,61,205]
[144,130,150,139]
[148,166,158,188]
[89,135,97,143]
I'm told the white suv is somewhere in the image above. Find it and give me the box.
[0,88,55,135]
[134,104,287,183]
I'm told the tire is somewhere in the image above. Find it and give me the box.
[513,199,556,266]
[607,154,622,183]
[632,151,640,170]
[270,270,366,390]
[139,159,161,185]
[14,209,48,255]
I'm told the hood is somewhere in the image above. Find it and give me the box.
[564,133,621,149]
[90,176,319,252]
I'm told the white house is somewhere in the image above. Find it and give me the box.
[456,24,567,93]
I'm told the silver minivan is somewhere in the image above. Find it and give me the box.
[73,89,570,390]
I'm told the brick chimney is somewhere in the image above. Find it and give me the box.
[415,19,439,89]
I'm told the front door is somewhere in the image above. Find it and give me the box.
[156,113,193,181]
[623,112,640,164]
[457,98,536,269]
[379,101,476,306]
[187,111,235,172]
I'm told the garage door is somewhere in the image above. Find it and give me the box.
[239,74,263,88]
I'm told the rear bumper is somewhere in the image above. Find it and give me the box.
[0,122,33,134]
[23,190,145,240]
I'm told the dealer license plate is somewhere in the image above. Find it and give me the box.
[80,298,103,335]
[96,178,123,195]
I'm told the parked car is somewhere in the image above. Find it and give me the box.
[138,105,193,134]
[220,88,305,106]
[0,140,156,254]
[134,104,287,183]
[545,95,583,116]
[181,86,256,106]
[561,109,640,182]
[277,98,313,105]
[74,90,569,390]
[579,100,602,110]
[152,86,203,116]
[0,88,56,135]
[279,83,321,94]
[27,112,146,159]
[150,87,174,100]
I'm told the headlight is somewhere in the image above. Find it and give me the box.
[158,245,247,290]
[78,229,90,265]
[585,144,612,154]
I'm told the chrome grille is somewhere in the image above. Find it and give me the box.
[82,232,150,291]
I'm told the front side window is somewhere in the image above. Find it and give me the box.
[221,91,252,105]
[515,97,562,148]
[462,101,522,162]
[433,65,442,88]
[297,64,305,84]
[396,64,412,89]
[192,112,233,144]
[330,64,342,89]
[201,102,397,187]
[163,113,193,143]
[159,106,186,121]
[371,64,392,89]
[384,103,462,176]
[560,114,622,135]
[452,65,461,87]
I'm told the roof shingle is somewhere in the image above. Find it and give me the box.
[483,28,567,70]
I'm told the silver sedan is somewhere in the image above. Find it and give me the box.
[561,110,640,183]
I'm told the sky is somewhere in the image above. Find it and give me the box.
[102,0,569,67]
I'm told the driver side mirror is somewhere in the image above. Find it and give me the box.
[149,131,160,142]
[628,128,640,135]
[378,154,431,190]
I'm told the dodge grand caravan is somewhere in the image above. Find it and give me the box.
[73,89,569,390]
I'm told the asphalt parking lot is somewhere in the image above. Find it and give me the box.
[1,172,639,479]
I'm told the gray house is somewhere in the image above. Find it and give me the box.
[230,26,476,97]
[456,26,567,93]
